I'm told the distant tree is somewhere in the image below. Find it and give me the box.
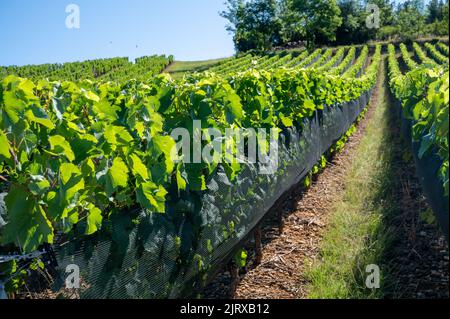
[425,0,449,36]
[396,2,426,40]
[362,0,395,40]
[336,0,365,44]
[334,0,395,44]
[220,0,446,52]
[426,0,444,23]
[443,1,449,25]
[367,0,394,26]
[290,0,343,46]
[278,0,305,45]
[221,0,245,35]
[401,0,426,13]
[220,0,282,52]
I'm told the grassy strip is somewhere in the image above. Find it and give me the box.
[164,58,228,79]
[305,57,399,299]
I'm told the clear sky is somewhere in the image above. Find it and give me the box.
[0,0,235,66]
[0,0,431,67]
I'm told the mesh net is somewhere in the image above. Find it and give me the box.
[9,89,373,299]
[395,100,449,241]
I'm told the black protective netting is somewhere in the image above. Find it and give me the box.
[395,100,449,241]
[2,89,372,299]
[0,91,372,298]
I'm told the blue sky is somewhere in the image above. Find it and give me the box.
[0,0,235,66]
[0,0,431,67]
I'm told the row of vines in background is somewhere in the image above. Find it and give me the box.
[388,43,449,197]
[0,55,173,83]
[0,45,380,286]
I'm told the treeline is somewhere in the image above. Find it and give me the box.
[220,0,449,52]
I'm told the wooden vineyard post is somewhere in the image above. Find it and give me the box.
[278,209,284,235]
[229,262,240,298]
[254,225,263,265]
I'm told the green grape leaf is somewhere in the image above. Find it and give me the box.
[62,208,79,233]
[303,99,315,112]
[60,163,85,202]
[3,91,27,124]
[134,121,145,138]
[93,99,120,122]
[17,78,36,100]
[85,204,103,235]
[71,134,98,163]
[149,112,164,138]
[49,135,75,162]
[224,92,243,124]
[185,164,206,191]
[1,185,54,253]
[104,125,134,149]
[108,157,129,189]
[234,249,248,267]
[412,101,425,120]
[0,130,11,159]
[136,181,167,213]
[151,135,176,174]
[418,134,434,158]
[29,176,50,196]
[25,105,54,129]
[129,153,149,181]
[222,161,241,182]
[279,113,293,127]
[83,91,100,102]
[176,166,187,195]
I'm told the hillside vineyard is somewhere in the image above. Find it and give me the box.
[0,42,448,298]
